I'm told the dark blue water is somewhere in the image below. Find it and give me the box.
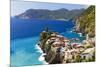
[10,18,74,40]
[10,18,80,66]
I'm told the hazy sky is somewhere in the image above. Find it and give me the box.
[11,1,89,16]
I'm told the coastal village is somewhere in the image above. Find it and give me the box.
[39,30,95,64]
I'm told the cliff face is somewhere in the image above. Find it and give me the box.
[75,6,95,37]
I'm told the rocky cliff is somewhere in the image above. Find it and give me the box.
[75,6,95,37]
[39,30,67,64]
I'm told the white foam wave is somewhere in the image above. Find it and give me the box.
[39,53,48,64]
[35,45,43,53]
[35,44,48,64]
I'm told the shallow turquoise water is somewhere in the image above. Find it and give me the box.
[11,37,46,66]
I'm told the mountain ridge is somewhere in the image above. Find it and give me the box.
[15,8,85,20]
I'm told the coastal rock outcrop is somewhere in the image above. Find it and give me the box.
[39,31,69,64]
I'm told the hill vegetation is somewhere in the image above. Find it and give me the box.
[75,6,95,37]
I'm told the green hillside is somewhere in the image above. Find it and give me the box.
[76,6,95,37]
